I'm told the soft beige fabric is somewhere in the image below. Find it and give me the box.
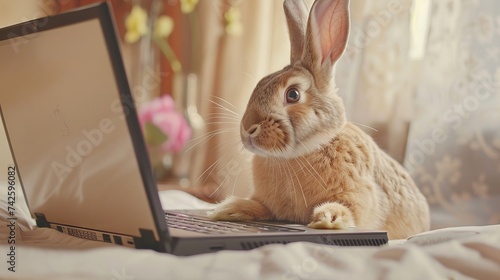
[1,188,500,280]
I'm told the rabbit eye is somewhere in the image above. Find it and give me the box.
[286,87,300,103]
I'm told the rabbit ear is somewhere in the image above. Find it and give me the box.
[284,0,309,63]
[303,0,349,74]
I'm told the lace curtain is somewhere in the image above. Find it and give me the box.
[405,0,500,229]
[335,0,416,163]
[334,0,500,229]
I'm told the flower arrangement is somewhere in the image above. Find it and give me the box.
[123,0,243,179]
[124,1,187,74]
[124,0,243,74]
[138,94,191,154]
[124,0,199,158]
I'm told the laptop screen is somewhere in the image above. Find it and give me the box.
[0,5,165,243]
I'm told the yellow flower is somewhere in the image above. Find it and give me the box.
[154,16,174,38]
[180,0,199,14]
[224,7,243,36]
[125,5,149,43]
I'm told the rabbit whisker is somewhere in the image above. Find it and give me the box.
[194,156,223,185]
[276,158,296,216]
[230,152,247,196]
[185,128,239,152]
[203,115,241,123]
[203,121,240,126]
[297,140,329,191]
[196,135,245,196]
[212,96,241,111]
[208,157,241,198]
[207,98,241,118]
[271,158,279,208]
[283,158,308,208]
[242,55,258,80]
[351,121,378,132]
[204,110,240,118]
[211,137,242,155]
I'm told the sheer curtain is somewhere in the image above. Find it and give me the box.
[336,0,416,164]
[405,0,500,229]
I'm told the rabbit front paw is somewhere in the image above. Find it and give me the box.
[307,202,355,230]
[208,197,271,222]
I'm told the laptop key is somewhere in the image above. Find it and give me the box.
[165,211,305,234]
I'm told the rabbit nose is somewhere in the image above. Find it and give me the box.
[247,124,261,137]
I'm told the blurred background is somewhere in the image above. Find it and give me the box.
[1,0,499,230]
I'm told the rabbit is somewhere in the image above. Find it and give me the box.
[208,0,430,240]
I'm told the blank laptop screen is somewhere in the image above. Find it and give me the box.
[0,16,161,241]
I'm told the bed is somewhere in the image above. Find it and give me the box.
[1,186,499,280]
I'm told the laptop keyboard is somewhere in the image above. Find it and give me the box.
[165,211,305,234]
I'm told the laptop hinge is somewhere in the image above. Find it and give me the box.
[35,212,50,228]
[134,228,170,252]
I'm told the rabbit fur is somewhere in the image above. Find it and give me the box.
[209,0,430,240]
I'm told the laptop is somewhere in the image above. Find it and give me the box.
[0,2,388,255]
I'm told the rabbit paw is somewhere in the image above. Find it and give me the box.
[208,197,271,222]
[308,202,355,230]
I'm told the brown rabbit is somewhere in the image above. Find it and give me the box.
[208,0,430,239]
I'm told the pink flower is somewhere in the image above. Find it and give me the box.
[138,95,191,153]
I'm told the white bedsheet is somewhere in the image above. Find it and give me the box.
[0,189,499,280]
